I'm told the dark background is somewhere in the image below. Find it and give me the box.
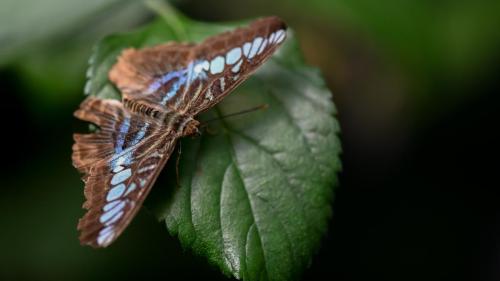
[0,0,498,280]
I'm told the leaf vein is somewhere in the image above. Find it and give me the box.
[222,130,269,280]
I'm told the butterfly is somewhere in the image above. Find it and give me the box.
[72,16,287,247]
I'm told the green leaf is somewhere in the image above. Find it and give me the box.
[85,8,341,281]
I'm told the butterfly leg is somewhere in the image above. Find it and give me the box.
[175,141,182,188]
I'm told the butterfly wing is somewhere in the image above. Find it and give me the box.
[183,16,287,115]
[108,42,195,108]
[73,96,177,247]
[108,16,287,115]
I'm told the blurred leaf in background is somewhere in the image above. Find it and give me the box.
[0,0,151,115]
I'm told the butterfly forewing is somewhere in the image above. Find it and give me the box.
[185,16,287,115]
[74,17,287,247]
[109,16,287,115]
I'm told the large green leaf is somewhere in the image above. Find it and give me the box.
[85,7,341,281]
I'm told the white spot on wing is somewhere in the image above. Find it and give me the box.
[99,226,114,237]
[219,77,226,91]
[148,151,163,158]
[248,37,263,59]
[105,210,124,226]
[269,32,276,43]
[226,47,242,65]
[210,56,225,74]
[100,201,126,223]
[194,60,209,73]
[231,60,243,73]
[112,165,124,173]
[125,183,137,196]
[103,200,120,212]
[275,29,286,43]
[97,231,114,246]
[106,183,126,202]
[243,42,251,57]
[137,165,156,174]
[111,168,131,185]
[205,88,214,101]
[257,39,268,55]
[116,156,126,166]
[202,61,210,70]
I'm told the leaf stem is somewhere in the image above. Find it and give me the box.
[144,0,189,41]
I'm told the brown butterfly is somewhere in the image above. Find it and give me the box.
[72,17,287,247]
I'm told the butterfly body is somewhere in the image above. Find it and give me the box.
[73,17,287,247]
[123,98,200,136]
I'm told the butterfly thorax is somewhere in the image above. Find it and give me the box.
[180,118,200,136]
[124,98,199,136]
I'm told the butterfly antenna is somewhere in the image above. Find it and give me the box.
[200,104,268,127]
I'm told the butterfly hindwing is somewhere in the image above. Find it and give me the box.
[73,96,178,247]
[78,133,176,247]
[73,97,162,173]
[73,97,127,175]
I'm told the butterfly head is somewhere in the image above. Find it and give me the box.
[181,119,200,136]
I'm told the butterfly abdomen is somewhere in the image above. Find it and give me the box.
[123,98,161,118]
[123,97,198,136]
